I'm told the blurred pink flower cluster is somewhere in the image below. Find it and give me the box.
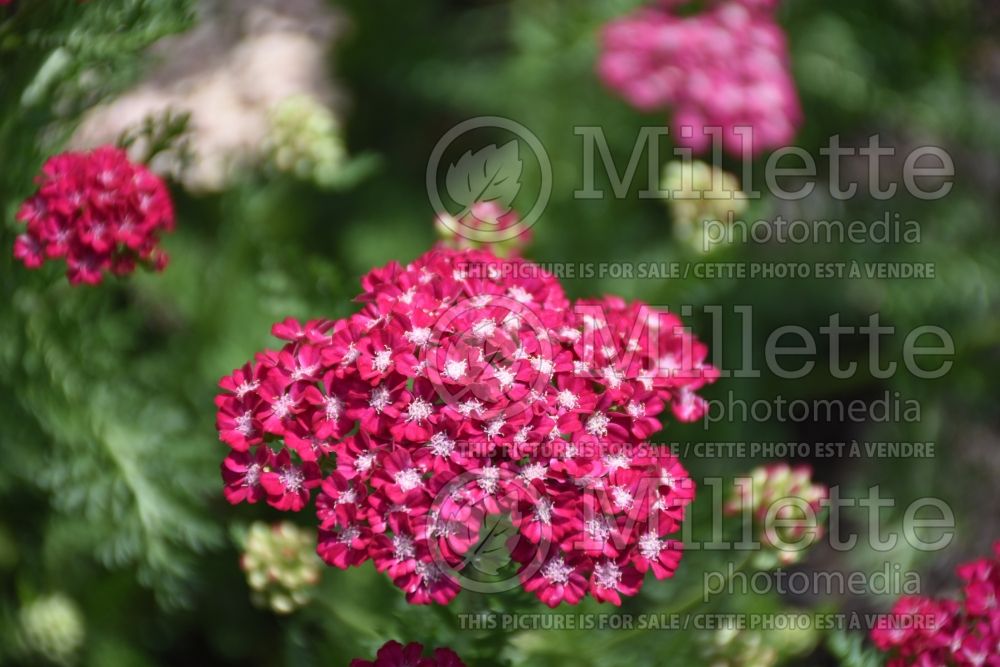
[871,540,1000,667]
[13,147,174,285]
[216,245,718,607]
[598,0,801,156]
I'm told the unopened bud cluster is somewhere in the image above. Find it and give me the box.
[267,96,347,188]
[726,463,827,568]
[16,594,85,666]
[700,624,817,667]
[241,521,322,614]
[434,202,533,258]
[661,160,747,252]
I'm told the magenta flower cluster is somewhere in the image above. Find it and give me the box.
[216,246,717,607]
[13,146,174,285]
[597,0,801,156]
[871,540,1000,667]
[350,641,465,667]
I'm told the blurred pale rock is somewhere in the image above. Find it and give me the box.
[72,0,347,192]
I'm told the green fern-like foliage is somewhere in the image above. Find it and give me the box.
[0,0,212,608]
[827,631,885,667]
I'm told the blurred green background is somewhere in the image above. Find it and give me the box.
[1,0,998,665]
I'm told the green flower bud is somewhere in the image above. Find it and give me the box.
[725,463,828,569]
[699,624,818,667]
[434,202,532,258]
[662,160,747,253]
[267,96,347,188]
[241,521,322,615]
[17,594,85,666]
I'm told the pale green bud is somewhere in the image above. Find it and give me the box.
[662,160,747,253]
[241,521,322,614]
[17,594,85,666]
[267,96,347,188]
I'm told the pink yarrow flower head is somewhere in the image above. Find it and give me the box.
[725,463,827,568]
[215,245,717,607]
[597,0,801,156]
[350,641,466,667]
[871,540,1000,667]
[13,146,174,285]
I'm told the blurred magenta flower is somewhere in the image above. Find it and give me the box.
[350,641,466,667]
[871,540,1000,667]
[13,146,174,285]
[597,0,801,156]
